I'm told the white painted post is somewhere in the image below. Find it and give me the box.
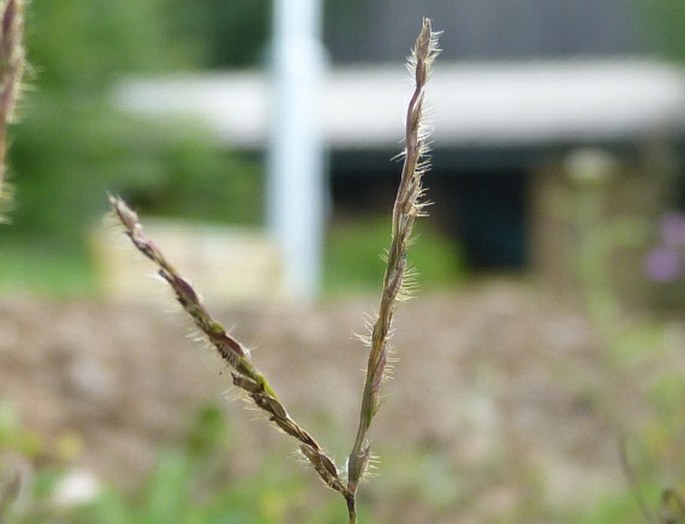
[268,0,326,299]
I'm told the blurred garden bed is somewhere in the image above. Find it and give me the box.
[0,278,683,522]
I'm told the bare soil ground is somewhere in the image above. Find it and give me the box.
[0,278,683,521]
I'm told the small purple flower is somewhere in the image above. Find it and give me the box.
[645,247,683,283]
[660,213,685,247]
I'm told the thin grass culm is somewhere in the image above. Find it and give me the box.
[345,18,440,522]
[110,18,440,524]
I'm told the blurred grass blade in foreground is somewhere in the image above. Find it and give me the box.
[0,0,25,219]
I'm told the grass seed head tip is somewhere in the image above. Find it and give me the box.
[109,194,139,232]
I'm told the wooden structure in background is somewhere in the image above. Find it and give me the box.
[91,220,283,304]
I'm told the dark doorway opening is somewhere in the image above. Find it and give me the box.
[330,151,529,271]
[447,171,528,270]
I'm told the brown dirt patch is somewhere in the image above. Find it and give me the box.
[0,278,682,521]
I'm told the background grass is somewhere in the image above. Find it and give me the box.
[0,242,96,298]
[0,216,465,300]
[324,217,466,296]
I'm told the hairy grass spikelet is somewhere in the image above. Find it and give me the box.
[345,17,440,522]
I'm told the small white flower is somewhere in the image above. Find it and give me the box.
[52,469,100,508]
[564,148,618,184]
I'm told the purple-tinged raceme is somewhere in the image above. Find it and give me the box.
[345,18,440,522]
[109,194,347,495]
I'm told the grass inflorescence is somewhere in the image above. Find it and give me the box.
[111,18,440,523]
[109,194,347,497]
[345,17,440,522]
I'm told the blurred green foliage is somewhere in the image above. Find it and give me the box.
[168,0,271,69]
[324,217,466,295]
[9,404,355,524]
[641,0,685,62]
[2,0,263,275]
[566,160,685,522]
[28,0,190,90]
[0,242,95,297]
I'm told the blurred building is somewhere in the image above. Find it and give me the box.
[325,0,642,63]
[114,1,685,304]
